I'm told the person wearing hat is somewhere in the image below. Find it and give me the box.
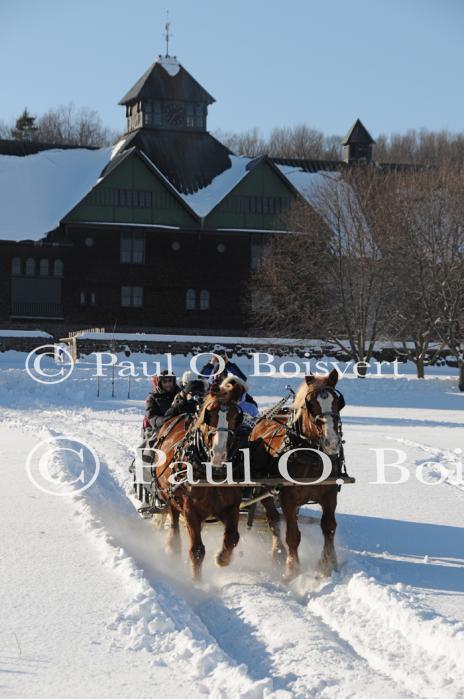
[164,371,208,419]
[199,345,247,385]
[144,369,180,434]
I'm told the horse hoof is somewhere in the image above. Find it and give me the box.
[215,551,232,567]
[283,560,299,582]
[272,548,286,568]
[316,558,337,578]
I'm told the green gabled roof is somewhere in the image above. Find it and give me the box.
[61,147,199,225]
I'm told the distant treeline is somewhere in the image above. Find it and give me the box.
[1,104,463,166]
[0,104,119,147]
[214,125,464,167]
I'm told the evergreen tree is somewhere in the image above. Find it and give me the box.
[11,108,38,140]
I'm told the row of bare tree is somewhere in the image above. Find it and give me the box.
[250,166,464,387]
[216,125,464,167]
[0,104,119,147]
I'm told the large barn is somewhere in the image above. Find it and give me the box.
[0,53,379,336]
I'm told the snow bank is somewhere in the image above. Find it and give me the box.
[72,330,321,345]
[308,570,464,699]
[0,147,112,241]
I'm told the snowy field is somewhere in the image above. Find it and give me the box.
[1,350,463,699]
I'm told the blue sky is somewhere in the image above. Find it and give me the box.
[1,0,463,140]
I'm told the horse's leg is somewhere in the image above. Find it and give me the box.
[216,504,240,567]
[165,504,181,556]
[261,495,286,565]
[184,506,205,580]
[280,493,301,579]
[317,489,338,576]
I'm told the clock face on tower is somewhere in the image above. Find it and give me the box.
[163,102,185,127]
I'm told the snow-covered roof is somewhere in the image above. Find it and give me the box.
[0,329,53,337]
[0,147,112,241]
[275,164,340,207]
[156,54,180,76]
[181,155,253,218]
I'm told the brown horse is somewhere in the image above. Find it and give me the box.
[154,383,244,580]
[249,369,345,579]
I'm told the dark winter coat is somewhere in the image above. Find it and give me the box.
[145,385,181,430]
[164,380,206,420]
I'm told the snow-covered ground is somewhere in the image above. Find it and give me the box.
[1,350,463,699]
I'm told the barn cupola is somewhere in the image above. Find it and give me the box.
[118,54,215,134]
[341,119,375,164]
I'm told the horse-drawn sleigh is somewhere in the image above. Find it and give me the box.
[131,369,354,580]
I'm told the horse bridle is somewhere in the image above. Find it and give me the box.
[197,402,243,462]
[307,387,345,425]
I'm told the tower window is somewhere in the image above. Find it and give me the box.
[11,257,22,275]
[53,259,64,277]
[199,289,210,310]
[186,289,196,310]
[25,258,35,276]
[39,259,49,276]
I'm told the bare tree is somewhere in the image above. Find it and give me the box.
[36,103,119,146]
[248,200,330,336]
[214,128,267,157]
[250,167,394,375]
[381,170,444,378]
[1,103,119,146]
[0,120,12,138]
[216,123,464,167]
[402,167,464,389]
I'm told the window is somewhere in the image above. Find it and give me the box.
[120,232,145,264]
[186,288,196,310]
[90,292,96,306]
[11,257,21,275]
[25,258,35,276]
[80,291,86,306]
[217,243,226,253]
[195,104,204,128]
[121,286,143,308]
[219,195,292,215]
[87,188,153,208]
[199,289,210,310]
[251,239,264,271]
[186,103,194,128]
[153,101,162,126]
[39,259,49,276]
[53,259,63,277]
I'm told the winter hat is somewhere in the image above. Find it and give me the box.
[182,370,208,393]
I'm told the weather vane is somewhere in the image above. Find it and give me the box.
[164,10,172,57]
